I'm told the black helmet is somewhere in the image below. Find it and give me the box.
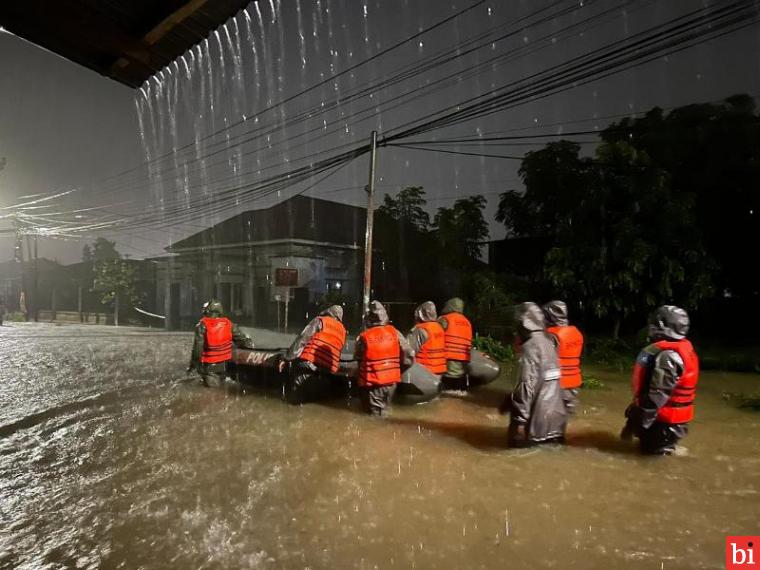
[202,299,224,317]
[648,305,690,341]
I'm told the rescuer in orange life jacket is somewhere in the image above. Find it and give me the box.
[407,301,447,377]
[438,297,473,386]
[621,305,699,455]
[354,301,414,416]
[543,300,585,415]
[188,299,255,387]
[280,305,348,404]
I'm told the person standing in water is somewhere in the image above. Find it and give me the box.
[280,305,347,404]
[621,305,699,455]
[354,301,414,416]
[188,299,255,387]
[407,301,447,377]
[543,301,585,415]
[438,297,473,386]
[506,302,567,447]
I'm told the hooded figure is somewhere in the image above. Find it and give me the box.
[353,301,414,416]
[189,300,255,387]
[407,301,447,376]
[438,297,473,382]
[282,305,348,404]
[507,302,567,446]
[622,305,699,455]
[543,300,585,415]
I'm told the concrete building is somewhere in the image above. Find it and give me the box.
[156,195,371,330]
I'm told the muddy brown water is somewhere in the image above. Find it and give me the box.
[1,322,758,569]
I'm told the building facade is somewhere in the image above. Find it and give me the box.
[156,195,372,330]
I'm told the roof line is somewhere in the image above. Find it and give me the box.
[167,238,364,254]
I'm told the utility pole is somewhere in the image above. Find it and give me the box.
[34,235,38,322]
[24,235,39,322]
[164,261,172,331]
[362,131,378,317]
[284,288,290,333]
[78,285,83,322]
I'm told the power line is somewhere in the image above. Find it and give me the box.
[18,0,759,240]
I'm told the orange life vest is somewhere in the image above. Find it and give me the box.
[547,325,584,389]
[442,312,472,362]
[201,317,233,364]
[414,321,447,375]
[299,316,347,373]
[358,325,402,386]
[631,339,699,424]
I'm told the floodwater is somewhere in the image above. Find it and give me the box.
[1,323,758,569]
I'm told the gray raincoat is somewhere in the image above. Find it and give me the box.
[509,302,567,445]
[353,301,414,370]
[407,301,438,354]
[285,305,345,365]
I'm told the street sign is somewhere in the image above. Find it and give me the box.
[275,267,298,287]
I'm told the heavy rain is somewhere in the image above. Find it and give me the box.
[1,1,759,568]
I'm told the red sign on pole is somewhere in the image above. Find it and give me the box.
[275,268,298,287]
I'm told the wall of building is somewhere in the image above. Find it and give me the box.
[159,240,363,330]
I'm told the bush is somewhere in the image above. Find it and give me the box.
[473,334,514,362]
[585,337,633,370]
[462,271,515,341]
[583,376,606,390]
[1,311,26,322]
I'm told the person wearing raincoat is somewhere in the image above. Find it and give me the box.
[621,305,699,455]
[354,301,414,416]
[438,297,473,384]
[280,305,348,404]
[506,302,567,446]
[188,299,255,387]
[543,300,585,415]
[407,301,447,376]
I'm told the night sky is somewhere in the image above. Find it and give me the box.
[1,0,759,264]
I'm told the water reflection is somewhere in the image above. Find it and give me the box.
[1,322,758,569]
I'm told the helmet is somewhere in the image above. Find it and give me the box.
[542,300,568,327]
[202,299,224,317]
[648,305,690,341]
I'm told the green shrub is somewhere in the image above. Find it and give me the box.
[583,376,606,390]
[473,334,514,362]
[585,337,633,370]
[462,271,516,340]
[2,311,26,322]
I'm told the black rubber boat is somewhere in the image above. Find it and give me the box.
[233,343,501,404]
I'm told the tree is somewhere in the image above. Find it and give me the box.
[434,195,489,263]
[498,141,714,337]
[496,141,593,238]
[375,186,435,299]
[461,271,516,340]
[92,259,141,326]
[82,237,120,264]
[377,186,430,231]
[600,95,760,301]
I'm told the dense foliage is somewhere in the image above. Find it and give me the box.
[496,95,759,336]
